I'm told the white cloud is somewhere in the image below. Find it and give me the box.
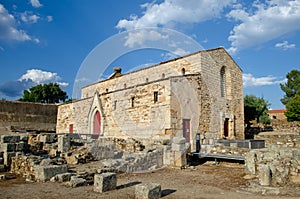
[47,16,53,22]
[19,69,68,87]
[243,73,286,87]
[124,29,169,48]
[30,0,43,8]
[116,0,235,47]
[0,4,33,42]
[275,41,296,50]
[117,0,235,30]
[227,0,300,52]
[21,12,40,23]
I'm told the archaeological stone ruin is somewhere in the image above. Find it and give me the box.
[0,47,300,197]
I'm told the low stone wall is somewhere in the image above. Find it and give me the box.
[0,100,57,134]
[254,132,300,148]
[245,145,300,186]
[270,120,300,132]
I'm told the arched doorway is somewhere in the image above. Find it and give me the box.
[94,111,101,135]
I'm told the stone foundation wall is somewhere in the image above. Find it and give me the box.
[245,145,300,186]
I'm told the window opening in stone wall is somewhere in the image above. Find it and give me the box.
[146,78,149,83]
[154,91,158,103]
[181,68,186,75]
[106,88,109,93]
[220,66,226,97]
[162,73,165,78]
[124,83,127,88]
[113,100,117,110]
[131,97,135,107]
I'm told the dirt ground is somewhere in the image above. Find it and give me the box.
[1,160,300,199]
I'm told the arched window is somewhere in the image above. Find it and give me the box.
[93,111,101,135]
[181,68,186,75]
[220,66,226,97]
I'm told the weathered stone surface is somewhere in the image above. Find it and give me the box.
[0,165,6,172]
[171,143,185,152]
[58,134,70,153]
[19,135,29,142]
[1,143,16,152]
[39,134,56,143]
[35,165,68,182]
[67,176,87,187]
[50,172,73,183]
[258,164,271,186]
[3,152,16,166]
[291,175,300,184]
[94,172,117,193]
[15,142,28,152]
[39,158,54,166]
[245,151,257,175]
[172,137,186,144]
[135,183,161,199]
[99,149,163,173]
[1,135,20,143]
[88,142,115,160]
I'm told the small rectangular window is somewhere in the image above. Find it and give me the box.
[131,97,135,107]
[154,91,158,103]
[113,100,117,110]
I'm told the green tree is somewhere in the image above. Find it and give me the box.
[285,94,300,122]
[280,69,300,105]
[19,83,68,103]
[244,95,271,126]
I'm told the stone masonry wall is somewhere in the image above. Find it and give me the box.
[245,145,300,186]
[0,100,57,133]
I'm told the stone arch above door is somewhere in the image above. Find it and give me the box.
[88,91,104,135]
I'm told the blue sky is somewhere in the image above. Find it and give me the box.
[0,0,299,109]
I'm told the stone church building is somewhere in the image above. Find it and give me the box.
[56,47,244,148]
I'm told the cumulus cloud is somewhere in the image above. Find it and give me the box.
[117,0,235,30]
[30,0,43,8]
[0,69,68,98]
[116,0,235,47]
[243,73,286,87]
[275,41,296,50]
[0,4,33,42]
[21,11,40,23]
[19,69,68,86]
[227,0,300,53]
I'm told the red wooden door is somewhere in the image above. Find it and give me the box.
[94,111,101,135]
[183,119,190,143]
[69,124,73,134]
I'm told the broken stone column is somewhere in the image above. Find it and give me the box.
[172,137,186,167]
[58,134,70,153]
[135,183,161,199]
[94,172,117,193]
[244,151,257,175]
[258,164,271,186]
